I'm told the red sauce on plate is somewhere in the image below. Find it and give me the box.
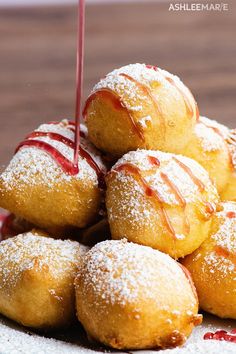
[204,329,236,343]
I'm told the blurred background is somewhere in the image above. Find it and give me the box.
[0,0,235,166]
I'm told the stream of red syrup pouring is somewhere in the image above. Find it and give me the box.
[74,0,85,167]
[14,1,105,188]
[2,6,236,342]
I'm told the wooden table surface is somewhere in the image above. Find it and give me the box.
[0,1,235,166]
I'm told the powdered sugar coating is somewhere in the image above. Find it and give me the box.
[76,239,196,307]
[195,202,236,280]
[198,117,236,171]
[195,117,228,152]
[204,253,235,280]
[36,119,76,140]
[0,120,106,190]
[0,231,88,290]
[227,129,236,169]
[93,65,146,112]
[92,63,192,114]
[139,115,152,128]
[212,202,236,254]
[108,173,155,230]
[199,116,229,139]
[111,149,218,206]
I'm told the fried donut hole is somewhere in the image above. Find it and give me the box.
[0,120,107,230]
[75,240,202,350]
[182,202,236,319]
[84,63,199,157]
[183,116,231,194]
[106,150,219,259]
[0,231,88,329]
[181,119,236,200]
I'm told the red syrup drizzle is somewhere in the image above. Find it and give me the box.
[228,130,236,145]
[15,128,105,189]
[148,155,160,166]
[113,155,203,239]
[173,157,205,192]
[84,64,199,143]
[16,139,79,174]
[200,119,235,171]
[0,213,17,241]
[160,172,190,235]
[226,130,236,170]
[0,213,7,241]
[37,1,85,171]
[204,329,236,343]
[213,206,236,267]
[14,2,105,188]
[114,161,176,239]
[74,0,85,166]
[83,63,199,142]
[119,73,166,138]
[173,157,215,219]
[0,213,18,240]
[83,88,145,141]
[215,245,236,267]
[226,211,236,219]
[112,155,216,238]
[0,213,6,223]
[146,65,199,120]
[165,76,194,118]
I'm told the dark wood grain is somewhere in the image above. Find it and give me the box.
[0,1,235,166]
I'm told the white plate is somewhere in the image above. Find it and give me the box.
[0,313,235,353]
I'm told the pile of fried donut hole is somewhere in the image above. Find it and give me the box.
[0,63,235,350]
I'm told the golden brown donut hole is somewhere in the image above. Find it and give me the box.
[0,231,88,329]
[106,150,219,259]
[182,202,236,319]
[85,63,199,157]
[75,240,202,350]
